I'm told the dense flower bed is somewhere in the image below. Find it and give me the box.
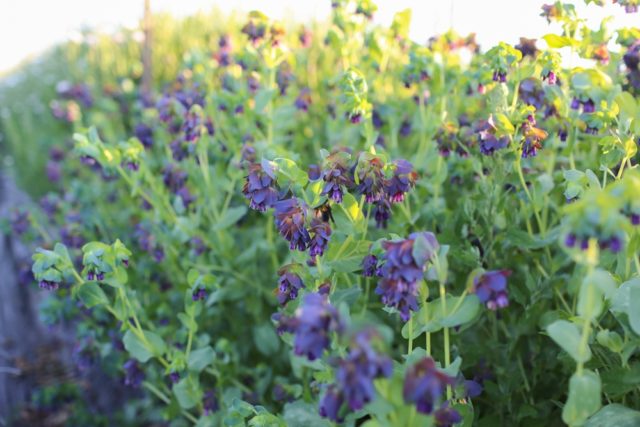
[6,0,640,425]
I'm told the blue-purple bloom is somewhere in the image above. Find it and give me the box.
[123,359,145,388]
[373,199,391,229]
[10,210,30,236]
[295,88,312,112]
[243,163,279,212]
[192,287,207,301]
[355,157,385,203]
[403,357,456,414]
[375,232,439,321]
[475,119,510,155]
[384,159,417,203]
[361,254,380,277]
[435,403,463,427]
[277,268,305,306]
[473,270,511,310]
[274,292,341,361]
[319,330,392,421]
[321,153,353,203]
[134,123,154,148]
[274,198,311,251]
[203,390,219,415]
[308,219,332,257]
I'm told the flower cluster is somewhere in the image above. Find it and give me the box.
[243,163,279,212]
[276,266,305,305]
[368,232,439,321]
[473,270,511,310]
[319,330,392,422]
[403,357,457,415]
[273,292,342,361]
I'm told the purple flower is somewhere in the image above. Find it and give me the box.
[623,41,640,71]
[38,279,60,291]
[319,331,392,421]
[543,70,557,85]
[134,123,154,148]
[10,210,30,235]
[274,198,311,251]
[309,219,332,257]
[372,109,384,129]
[319,385,345,422]
[630,213,640,225]
[435,403,462,427]
[565,233,577,247]
[277,268,305,305]
[168,371,180,384]
[293,293,341,360]
[46,161,62,182]
[403,357,456,414]
[176,186,196,209]
[355,157,385,203]
[295,88,312,112]
[203,390,219,415]
[570,98,581,110]
[361,254,379,277]
[521,137,542,158]
[375,232,439,321]
[321,153,353,203]
[492,70,507,83]
[243,163,279,212]
[72,339,97,372]
[515,37,538,58]
[518,78,545,109]
[192,287,207,301]
[475,119,510,155]
[162,164,188,192]
[373,199,391,229]
[583,99,596,113]
[123,359,145,388]
[384,159,417,203]
[473,270,511,310]
[399,119,412,137]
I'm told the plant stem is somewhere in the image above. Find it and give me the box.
[408,315,414,354]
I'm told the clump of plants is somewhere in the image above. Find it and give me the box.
[5,0,640,425]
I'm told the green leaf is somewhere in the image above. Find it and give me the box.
[213,206,247,231]
[174,378,202,410]
[629,285,640,335]
[272,158,309,188]
[188,346,215,372]
[330,286,362,306]
[332,194,365,235]
[493,113,515,136]
[123,330,167,363]
[543,34,577,48]
[77,282,109,308]
[283,401,331,427]
[585,404,640,427]
[253,324,280,356]
[547,320,591,363]
[187,269,200,287]
[610,278,640,315]
[254,89,275,113]
[562,370,601,426]
[578,279,603,320]
[441,295,481,328]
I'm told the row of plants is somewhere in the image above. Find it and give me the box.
[5,0,640,425]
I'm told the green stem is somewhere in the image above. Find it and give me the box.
[408,316,414,354]
[439,282,452,400]
[515,156,545,235]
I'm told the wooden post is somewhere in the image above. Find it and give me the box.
[142,0,152,103]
